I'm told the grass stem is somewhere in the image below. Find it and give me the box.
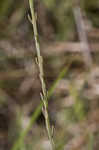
[28,0,55,149]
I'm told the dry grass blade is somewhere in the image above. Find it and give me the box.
[73,6,93,68]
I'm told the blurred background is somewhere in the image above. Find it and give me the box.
[0,0,99,150]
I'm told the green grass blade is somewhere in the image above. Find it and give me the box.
[11,62,72,150]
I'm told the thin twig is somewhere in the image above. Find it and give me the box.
[73,6,93,69]
[0,40,99,59]
[28,0,55,149]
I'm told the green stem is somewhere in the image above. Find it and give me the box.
[29,0,55,149]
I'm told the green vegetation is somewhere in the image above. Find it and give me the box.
[0,0,99,150]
